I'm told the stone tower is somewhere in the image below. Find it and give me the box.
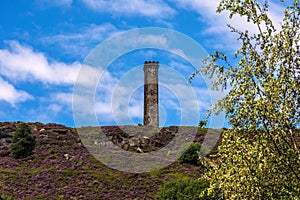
[143,61,159,127]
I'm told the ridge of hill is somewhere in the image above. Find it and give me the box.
[0,122,216,199]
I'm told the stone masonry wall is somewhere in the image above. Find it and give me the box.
[143,61,159,127]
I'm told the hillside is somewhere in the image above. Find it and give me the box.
[0,122,217,200]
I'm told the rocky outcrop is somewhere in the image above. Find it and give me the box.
[101,126,179,153]
[0,122,16,156]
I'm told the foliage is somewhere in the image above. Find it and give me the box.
[179,142,202,165]
[0,193,13,200]
[10,123,36,159]
[203,130,300,199]
[191,0,300,199]
[198,121,206,128]
[155,177,215,200]
[48,149,56,154]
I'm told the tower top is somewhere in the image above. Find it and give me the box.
[144,61,159,64]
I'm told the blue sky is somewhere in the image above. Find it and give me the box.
[0,0,287,128]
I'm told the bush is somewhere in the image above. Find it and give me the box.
[0,194,5,200]
[179,142,202,165]
[0,193,13,200]
[10,123,36,159]
[155,178,213,200]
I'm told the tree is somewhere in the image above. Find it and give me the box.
[155,177,214,200]
[191,0,300,199]
[10,123,36,159]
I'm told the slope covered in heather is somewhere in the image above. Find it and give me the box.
[0,122,218,199]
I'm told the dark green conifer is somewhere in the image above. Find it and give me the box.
[10,123,36,159]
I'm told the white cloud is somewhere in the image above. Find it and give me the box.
[130,34,169,48]
[72,65,120,124]
[0,41,81,85]
[53,92,73,105]
[0,77,33,106]
[81,0,175,19]
[74,65,105,87]
[172,0,284,50]
[95,101,115,123]
[49,24,118,42]
[128,99,143,119]
[50,69,116,112]
[45,92,74,116]
[268,1,285,29]
[45,23,120,58]
[169,49,190,61]
[47,103,63,113]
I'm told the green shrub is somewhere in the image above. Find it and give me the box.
[10,123,36,159]
[48,149,56,154]
[0,194,5,200]
[0,193,13,200]
[155,178,212,200]
[179,142,202,165]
